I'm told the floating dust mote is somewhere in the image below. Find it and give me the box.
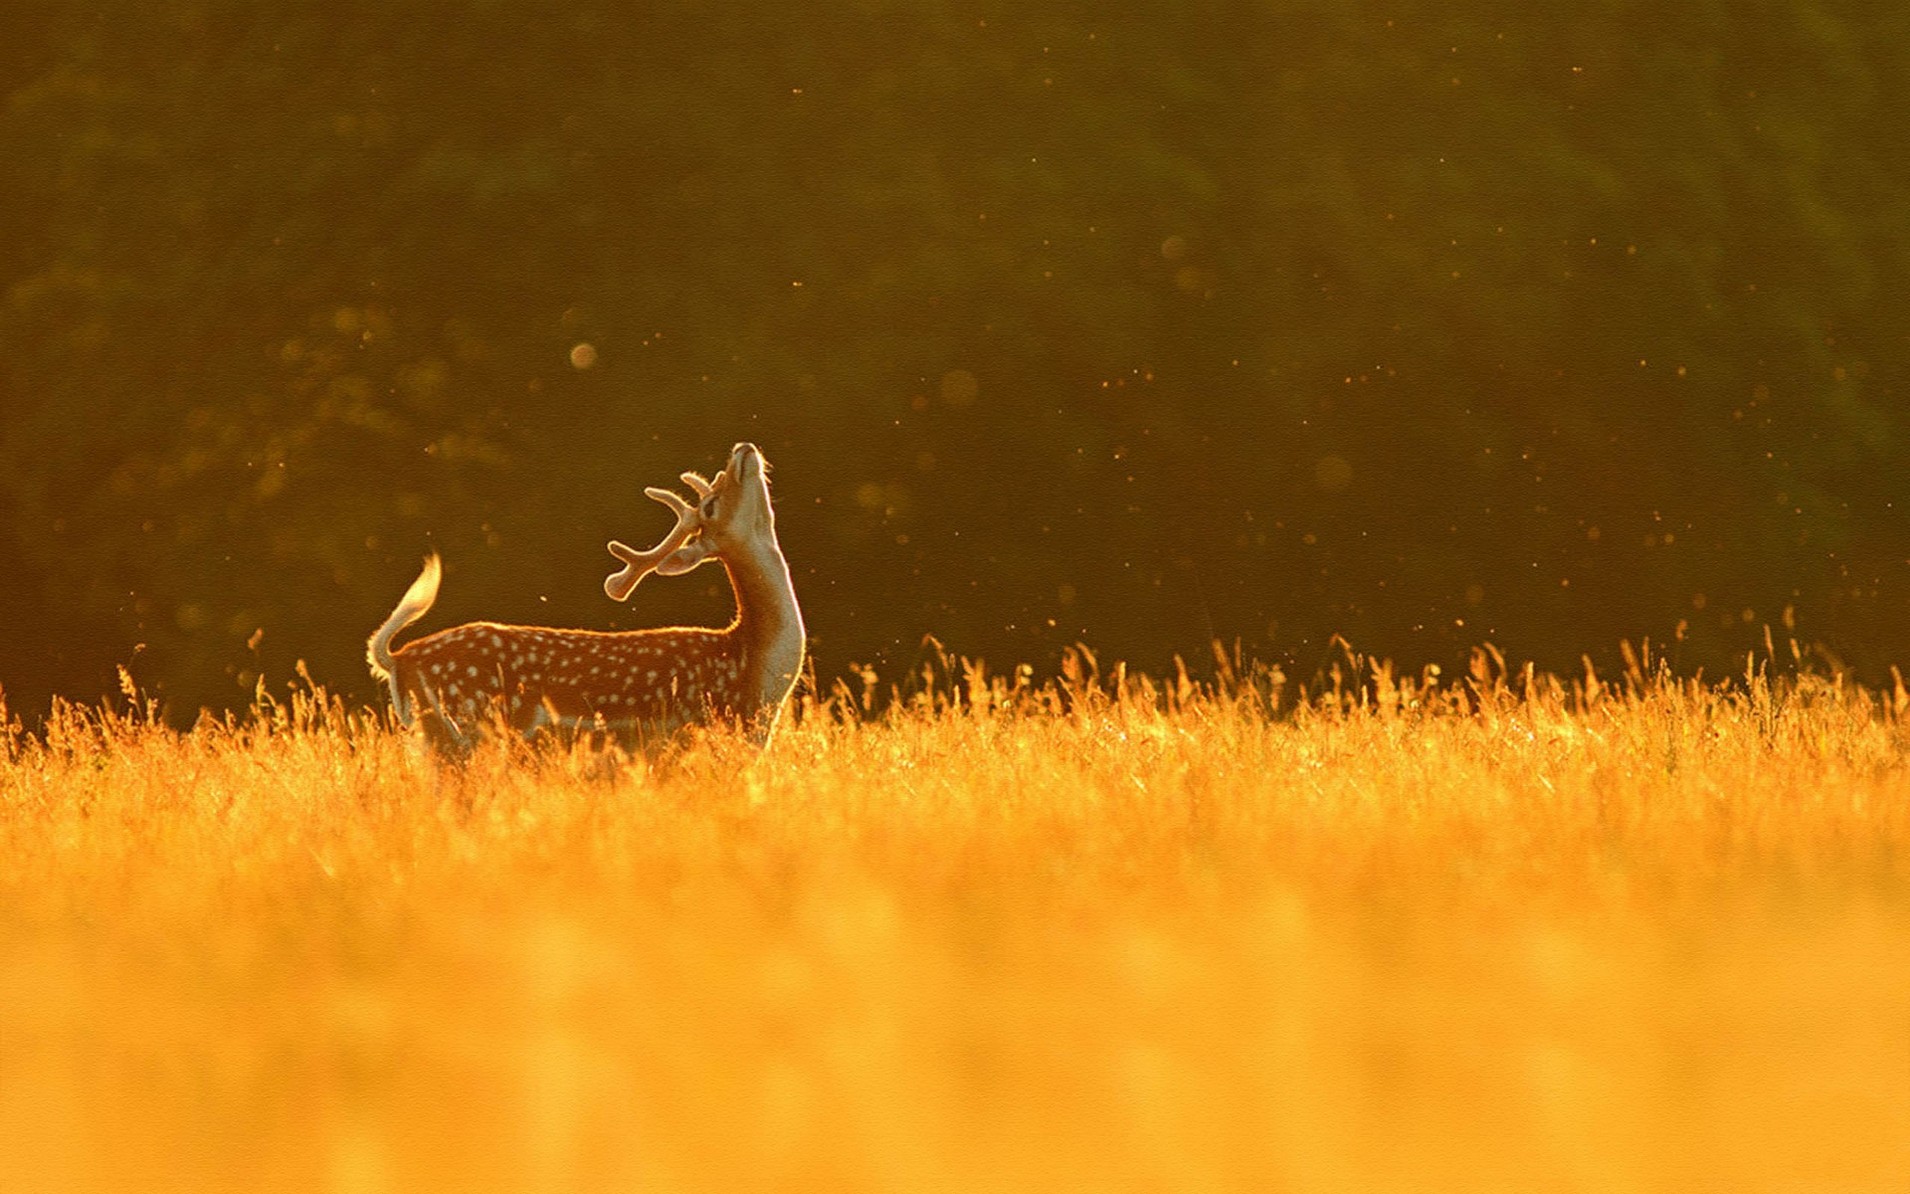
[1,656,1907,1192]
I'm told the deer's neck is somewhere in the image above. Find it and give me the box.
[722,541,805,718]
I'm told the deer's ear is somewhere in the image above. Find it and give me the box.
[656,538,718,576]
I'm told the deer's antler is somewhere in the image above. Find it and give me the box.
[604,486,700,601]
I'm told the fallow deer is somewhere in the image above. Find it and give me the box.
[366,442,805,754]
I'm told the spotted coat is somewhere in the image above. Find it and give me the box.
[391,622,750,740]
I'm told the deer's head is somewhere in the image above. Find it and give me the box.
[604,443,780,601]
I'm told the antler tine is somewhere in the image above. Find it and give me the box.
[644,485,696,517]
[604,486,701,601]
[680,471,714,499]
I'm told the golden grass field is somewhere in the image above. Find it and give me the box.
[2,647,1907,1193]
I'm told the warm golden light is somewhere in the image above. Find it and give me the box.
[2,664,1905,1190]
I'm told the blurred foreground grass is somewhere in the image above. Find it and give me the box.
[2,649,1907,1192]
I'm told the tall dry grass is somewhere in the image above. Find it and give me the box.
[1,648,1907,1192]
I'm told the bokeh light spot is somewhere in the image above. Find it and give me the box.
[1313,454,1353,493]
[941,369,979,407]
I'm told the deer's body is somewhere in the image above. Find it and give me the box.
[367,442,804,752]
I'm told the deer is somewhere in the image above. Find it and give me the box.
[366,442,805,756]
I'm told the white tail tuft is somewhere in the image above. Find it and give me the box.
[366,554,443,723]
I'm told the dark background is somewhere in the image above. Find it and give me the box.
[3,1,1907,723]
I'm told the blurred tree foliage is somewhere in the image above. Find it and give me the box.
[2,0,1906,720]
